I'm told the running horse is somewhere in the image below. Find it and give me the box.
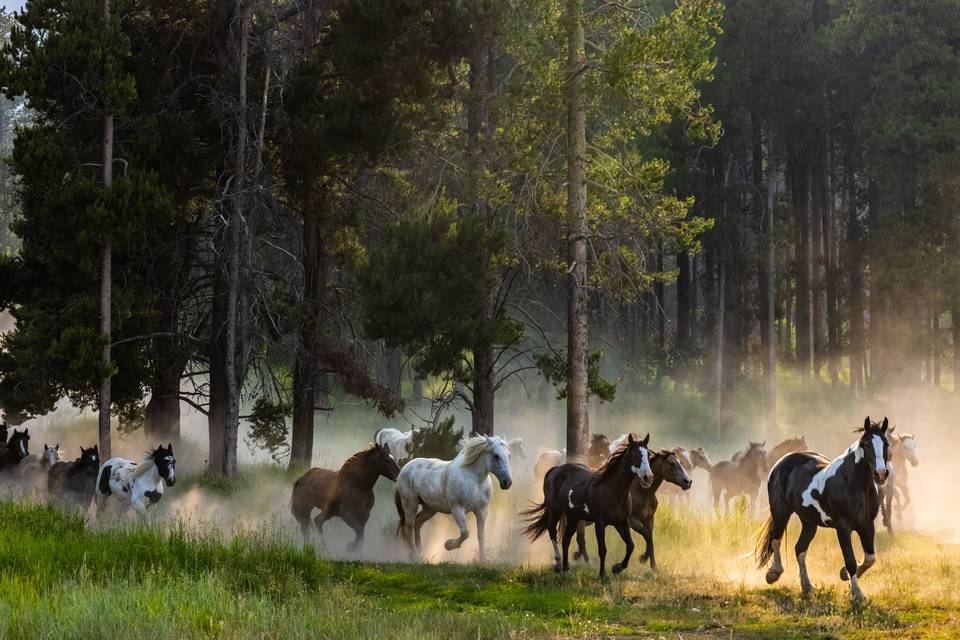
[0,428,30,474]
[757,417,890,600]
[522,434,654,578]
[708,441,767,511]
[879,429,919,535]
[291,443,401,550]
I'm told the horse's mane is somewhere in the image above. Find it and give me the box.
[596,442,640,479]
[459,436,503,468]
[340,445,378,473]
[133,451,160,478]
[590,433,609,444]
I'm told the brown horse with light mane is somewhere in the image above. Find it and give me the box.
[291,443,401,551]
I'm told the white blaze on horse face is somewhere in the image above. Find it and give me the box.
[872,435,886,476]
[801,442,859,525]
[19,439,26,457]
[631,447,653,488]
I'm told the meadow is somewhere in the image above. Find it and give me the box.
[1,483,958,640]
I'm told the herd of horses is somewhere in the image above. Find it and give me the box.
[0,417,921,601]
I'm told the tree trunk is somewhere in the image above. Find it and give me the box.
[753,116,770,378]
[953,308,960,394]
[98,0,114,459]
[290,210,326,468]
[765,129,776,431]
[472,344,495,436]
[565,0,589,461]
[714,259,725,436]
[677,250,691,354]
[144,340,185,443]
[867,180,882,384]
[792,156,811,378]
[824,145,840,386]
[846,160,864,395]
[811,139,824,379]
[933,312,941,388]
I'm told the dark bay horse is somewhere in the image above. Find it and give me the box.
[757,417,890,600]
[291,443,401,551]
[708,441,767,510]
[573,449,692,571]
[48,445,100,510]
[522,433,654,578]
[0,428,30,473]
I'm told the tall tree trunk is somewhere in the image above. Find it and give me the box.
[792,156,811,378]
[824,144,840,385]
[220,0,252,477]
[867,180,882,384]
[953,307,960,394]
[654,243,665,356]
[677,250,691,354]
[290,210,326,468]
[565,0,589,460]
[714,259,726,436]
[811,138,824,379]
[144,340,185,443]
[765,129,776,431]
[933,312,941,388]
[846,160,864,395]
[98,0,113,459]
[753,116,770,378]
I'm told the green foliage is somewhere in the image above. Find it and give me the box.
[246,397,292,463]
[534,349,617,403]
[408,415,463,461]
[359,209,522,380]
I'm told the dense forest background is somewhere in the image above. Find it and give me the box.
[0,0,957,475]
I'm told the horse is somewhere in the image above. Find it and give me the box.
[658,446,695,502]
[534,449,565,478]
[522,433,654,578]
[587,434,610,469]
[507,438,527,461]
[879,430,919,534]
[47,445,100,510]
[291,443,401,550]
[707,441,767,510]
[757,417,890,601]
[0,428,30,473]
[767,437,808,466]
[95,444,176,517]
[17,443,62,497]
[395,435,512,562]
[571,448,692,571]
[374,427,415,463]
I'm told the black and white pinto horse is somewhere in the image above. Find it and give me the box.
[757,417,890,600]
[95,444,176,516]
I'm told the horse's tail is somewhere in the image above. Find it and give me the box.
[520,500,554,542]
[394,488,406,539]
[290,476,311,526]
[755,462,785,568]
[755,514,777,568]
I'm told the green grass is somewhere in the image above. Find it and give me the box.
[0,500,958,639]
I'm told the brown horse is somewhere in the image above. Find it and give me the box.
[522,434,654,578]
[48,445,100,510]
[291,443,401,551]
[587,434,610,469]
[573,450,693,571]
[708,441,767,511]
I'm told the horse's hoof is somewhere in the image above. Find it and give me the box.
[840,567,850,581]
[801,582,813,596]
[553,563,562,573]
[765,568,783,584]
[612,563,624,575]
[444,539,459,551]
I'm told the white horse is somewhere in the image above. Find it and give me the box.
[457,435,526,460]
[95,444,176,517]
[534,449,565,477]
[17,443,62,497]
[395,435,513,561]
[375,427,415,463]
[608,433,641,455]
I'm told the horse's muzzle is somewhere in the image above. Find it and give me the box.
[499,478,512,490]
[681,479,693,491]
[873,470,888,485]
[166,477,177,487]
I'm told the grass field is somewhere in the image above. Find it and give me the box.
[0,493,958,640]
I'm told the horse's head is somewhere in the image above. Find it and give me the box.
[507,438,527,460]
[899,434,919,467]
[41,443,61,466]
[373,442,402,481]
[742,441,768,474]
[7,428,29,461]
[466,436,512,490]
[656,450,692,490]
[690,447,712,469]
[79,445,99,469]
[858,416,890,485]
[670,447,694,473]
[152,443,176,486]
[624,433,654,489]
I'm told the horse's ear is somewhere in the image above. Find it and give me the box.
[23,428,27,435]
[55,443,60,450]
[863,416,871,431]
[761,440,766,447]
[627,433,635,445]
[881,417,889,434]
[167,442,173,452]
[44,444,48,451]
[641,433,650,447]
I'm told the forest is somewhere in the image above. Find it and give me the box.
[0,0,957,470]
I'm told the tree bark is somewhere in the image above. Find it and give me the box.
[765,129,776,431]
[792,156,811,378]
[677,250,691,354]
[811,137,824,379]
[846,159,865,395]
[565,0,589,461]
[98,0,113,459]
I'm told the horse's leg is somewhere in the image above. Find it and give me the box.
[637,514,654,570]
[764,511,791,584]
[444,505,470,551]
[844,521,877,580]
[399,497,421,562]
[794,520,818,595]
[342,512,368,554]
[573,521,590,563]
[628,514,650,564]
[474,507,487,561]
[611,521,635,575]
[548,515,562,572]
[414,506,436,552]
[880,485,893,534]
[900,481,911,512]
[561,519,577,572]
[594,523,608,578]
[835,526,864,600]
